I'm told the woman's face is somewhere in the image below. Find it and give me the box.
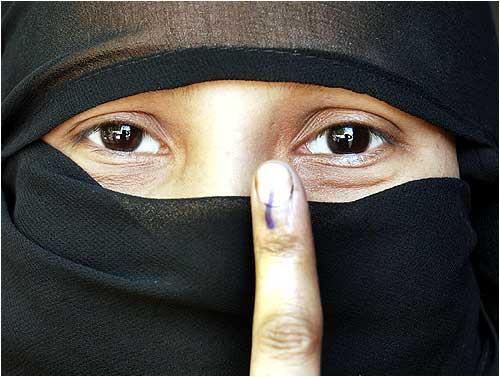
[43,80,459,202]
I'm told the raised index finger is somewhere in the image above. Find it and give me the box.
[250,161,323,376]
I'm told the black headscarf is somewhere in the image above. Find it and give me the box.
[2,2,498,375]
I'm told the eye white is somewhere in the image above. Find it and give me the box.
[305,128,385,154]
[86,128,161,153]
[133,133,160,153]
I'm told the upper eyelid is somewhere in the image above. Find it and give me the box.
[70,112,167,142]
[290,108,403,148]
[72,111,159,132]
[70,119,147,146]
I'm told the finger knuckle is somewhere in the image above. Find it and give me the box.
[257,233,306,257]
[257,313,320,360]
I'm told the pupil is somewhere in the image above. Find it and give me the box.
[100,123,142,152]
[326,125,370,154]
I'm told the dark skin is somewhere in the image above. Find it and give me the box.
[44,80,459,375]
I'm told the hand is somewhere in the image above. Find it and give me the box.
[249,161,323,376]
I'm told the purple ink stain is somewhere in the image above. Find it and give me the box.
[265,191,275,229]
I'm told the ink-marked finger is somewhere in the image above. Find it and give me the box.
[250,160,323,376]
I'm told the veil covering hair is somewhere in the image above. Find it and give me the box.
[2,2,498,375]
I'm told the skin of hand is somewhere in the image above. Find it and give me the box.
[250,160,322,375]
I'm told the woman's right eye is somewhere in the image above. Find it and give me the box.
[85,122,161,153]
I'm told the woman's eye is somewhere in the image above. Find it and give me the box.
[305,125,385,155]
[86,122,160,153]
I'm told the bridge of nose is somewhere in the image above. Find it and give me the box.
[175,84,282,197]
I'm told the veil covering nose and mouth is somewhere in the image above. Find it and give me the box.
[2,2,498,375]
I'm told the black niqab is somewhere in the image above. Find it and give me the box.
[2,2,498,375]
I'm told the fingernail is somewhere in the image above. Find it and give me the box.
[255,161,294,229]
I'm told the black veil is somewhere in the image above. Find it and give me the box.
[2,2,498,375]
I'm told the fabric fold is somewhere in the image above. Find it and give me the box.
[2,141,497,375]
[2,2,498,375]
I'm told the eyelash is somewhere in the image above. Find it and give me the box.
[74,119,394,163]
[305,124,393,148]
[73,121,161,152]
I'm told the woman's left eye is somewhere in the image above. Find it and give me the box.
[85,122,160,153]
[305,124,386,155]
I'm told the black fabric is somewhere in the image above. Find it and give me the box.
[2,3,498,164]
[1,141,497,375]
[2,2,498,375]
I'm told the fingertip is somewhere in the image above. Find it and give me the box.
[251,160,311,234]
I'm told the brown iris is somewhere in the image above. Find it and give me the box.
[100,123,143,152]
[326,125,371,154]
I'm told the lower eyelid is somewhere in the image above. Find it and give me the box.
[294,143,392,168]
[331,149,385,166]
[80,150,170,168]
